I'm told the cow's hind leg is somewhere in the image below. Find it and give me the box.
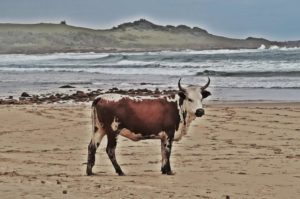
[106,133,125,176]
[86,126,106,176]
[161,135,174,175]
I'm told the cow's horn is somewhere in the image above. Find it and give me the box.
[178,78,186,92]
[202,77,210,90]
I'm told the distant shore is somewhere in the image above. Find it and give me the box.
[0,19,299,54]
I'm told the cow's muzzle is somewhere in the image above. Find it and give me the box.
[195,108,205,117]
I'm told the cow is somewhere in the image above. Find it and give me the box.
[86,78,211,176]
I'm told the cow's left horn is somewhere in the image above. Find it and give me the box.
[202,77,210,90]
[178,78,186,92]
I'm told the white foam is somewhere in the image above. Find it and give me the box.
[269,45,280,50]
[258,44,266,50]
[0,52,110,64]
[114,60,156,66]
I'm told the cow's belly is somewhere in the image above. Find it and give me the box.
[119,128,167,141]
[117,118,171,135]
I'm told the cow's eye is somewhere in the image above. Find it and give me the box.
[188,98,193,102]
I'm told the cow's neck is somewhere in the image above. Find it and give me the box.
[173,95,196,141]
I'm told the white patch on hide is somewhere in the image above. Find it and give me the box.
[111,117,120,131]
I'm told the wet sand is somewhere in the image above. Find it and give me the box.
[0,102,299,199]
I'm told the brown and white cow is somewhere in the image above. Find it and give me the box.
[86,78,211,176]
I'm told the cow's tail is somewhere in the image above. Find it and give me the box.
[91,97,101,134]
[87,97,101,176]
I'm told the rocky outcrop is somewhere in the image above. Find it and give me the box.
[0,88,177,105]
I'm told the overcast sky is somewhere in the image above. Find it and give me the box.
[0,0,299,40]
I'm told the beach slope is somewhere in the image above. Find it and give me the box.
[0,102,299,198]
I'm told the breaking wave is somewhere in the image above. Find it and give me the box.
[0,48,300,93]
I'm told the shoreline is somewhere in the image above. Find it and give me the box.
[1,49,299,102]
[1,87,300,105]
[0,47,261,55]
[0,45,300,55]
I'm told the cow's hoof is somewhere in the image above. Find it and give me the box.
[162,170,175,175]
[118,172,126,176]
[166,171,175,175]
[86,165,94,176]
[86,171,94,176]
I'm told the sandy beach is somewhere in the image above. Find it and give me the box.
[0,102,299,198]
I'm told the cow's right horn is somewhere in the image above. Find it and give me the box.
[178,78,186,92]
[202,77,210,90]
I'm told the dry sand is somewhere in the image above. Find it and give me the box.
[0,102,299,199]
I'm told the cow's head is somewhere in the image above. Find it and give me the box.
[178,77,211,117]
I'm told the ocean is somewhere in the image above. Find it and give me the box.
[0,47,300,101]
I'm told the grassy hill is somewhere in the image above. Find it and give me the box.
[0,19,298,54]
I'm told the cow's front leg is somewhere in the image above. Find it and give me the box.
[161,136,174,175]
[106,134,125,176]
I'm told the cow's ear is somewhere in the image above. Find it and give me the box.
[202,90,211,99]
[178,91,186,99]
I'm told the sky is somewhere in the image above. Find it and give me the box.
[0,0,299,41]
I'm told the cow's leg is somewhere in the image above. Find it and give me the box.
[86,125,106,176]
[161,135,174,175]
[106,133,125,176]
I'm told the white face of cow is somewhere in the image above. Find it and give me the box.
[183,87,204,116]
[178,78,211,117]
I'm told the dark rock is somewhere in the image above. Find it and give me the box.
[75,91,88,98]
[154,88,160,94]
[21,92,30,97]
[7,99,18,104]
[139,88,151,93]
[59,85,75,89]
[116,89,127,94]
[61,95,71,100]
[48,95,59,102]
[8,96,13,99]
[62,190,67,194]
[49,95,57,100]
[55,93,62,97]
[31,95,39,101]
[38,97,47,103]
[109,87,119,92]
